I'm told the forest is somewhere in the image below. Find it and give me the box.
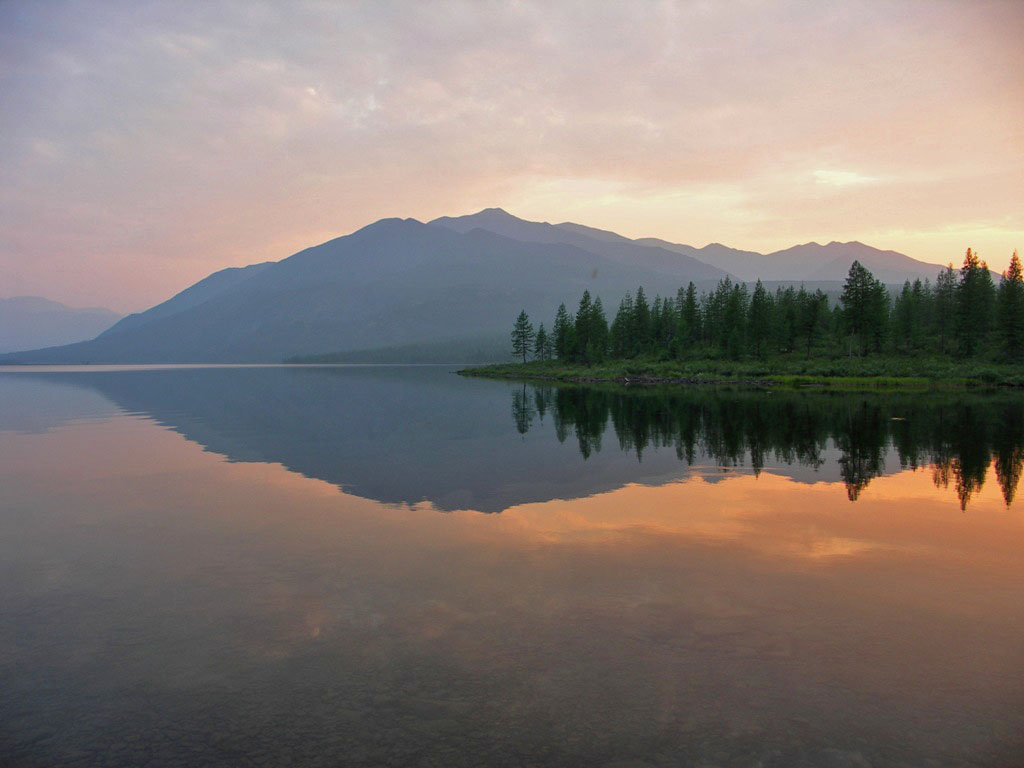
[510,249,1024,368]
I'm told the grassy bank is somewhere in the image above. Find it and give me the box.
[458,356,1024,389]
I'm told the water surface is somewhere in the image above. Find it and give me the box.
[1,366,1022,767]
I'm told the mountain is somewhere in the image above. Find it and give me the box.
[102,261,273,337]
[435,209,947,284]
[761,241,950,284]
[0,217,726,364]
[633,238,947,283]
[0,297,120,354]
[1,209,959,364]
[430,208,729,281]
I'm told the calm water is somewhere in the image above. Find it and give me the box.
[1,366,1022,767]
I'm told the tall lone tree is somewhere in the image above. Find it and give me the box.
[511,310,535,363]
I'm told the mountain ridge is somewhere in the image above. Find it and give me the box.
[1,209,963,363]
[0,296,121,354]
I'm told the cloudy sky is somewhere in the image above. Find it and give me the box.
[2,0,1022,311]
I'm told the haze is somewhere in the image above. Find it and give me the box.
[1,0,1021,312]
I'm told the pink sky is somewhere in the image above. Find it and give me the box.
[1,0,1022,312]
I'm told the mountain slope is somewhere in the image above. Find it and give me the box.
[0,297,121,353]
[0,218,721,363]
[635,237,947,283]
[430,208,730,282]
[436,209,947,284]
[101,261,272,338]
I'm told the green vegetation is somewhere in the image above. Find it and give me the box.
[480,249,1024,387]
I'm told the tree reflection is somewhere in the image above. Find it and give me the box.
[511,384,534,435]
[510,383,1024,509]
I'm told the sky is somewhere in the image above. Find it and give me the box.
[1,0,1022,312]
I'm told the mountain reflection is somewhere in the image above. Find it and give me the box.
[511,382,1024,509]
[3,366,1022,512]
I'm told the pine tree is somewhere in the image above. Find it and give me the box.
[747,280,771,357]
[610,292,635,358]
[840,260,884,356]
[552,303,574,360]
[933,264,957,355]
[722,281,748,359]
[893,281,915,353]
[575,291,593,362]
[774,285,798,353]
[866,277,890,353]
[676,283,700,356]
[633,286,651,353]
[910,278,929,351]
[589,297,609,362]
[796,288,829,357]
[511,310,535,363]
[534,323,549,361]
[956,248,996,357]
[996,250,1024,362]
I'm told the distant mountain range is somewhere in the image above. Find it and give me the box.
[438,209,947,285]
[0,296,120,354]
[1,209,950,363]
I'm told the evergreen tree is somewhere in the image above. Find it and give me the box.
[677,283,700,355]
[747,280,771,357]
[840,261,885,356]
[910,278,929,351]
[661,294,677,350]
[651,296,664,350]
[575,291,594,362]
[589,297,610,362]
[534,323,549,361]
[893,281,915,353]
[511,310,535,363]
[796,288,829,357]
[553,303,574,360]
[702,277,738,353]
[956,248,996,357]
[866,277,890,353]
[633,286,651,353]
[774,286,799,353]
[892,279,929,354]
[933,264,957,355]
[996,250,1024,362]
[722,281,748,359]
[610,292,635,358]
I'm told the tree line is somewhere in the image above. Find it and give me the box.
[511,249,1024,363]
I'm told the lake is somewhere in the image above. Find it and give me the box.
[1,365,1022,767]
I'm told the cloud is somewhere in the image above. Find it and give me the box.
[813,170,880,187]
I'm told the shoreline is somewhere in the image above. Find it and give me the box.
[456,361,1024,390]
[458,368,776,388]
